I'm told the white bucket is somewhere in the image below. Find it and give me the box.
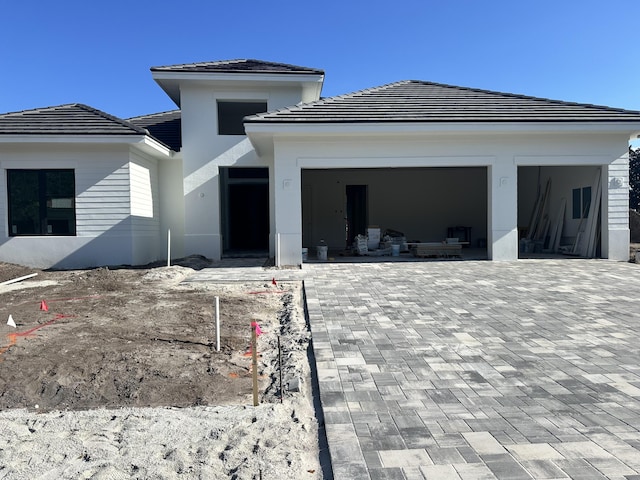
[302,248,308,262]
[317,245,328,261]
[391,244,400,257]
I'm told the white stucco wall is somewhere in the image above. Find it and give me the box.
[179,83,311,260]
[267,131,631,265]
[159,154,185,261]
[0,143,165,268]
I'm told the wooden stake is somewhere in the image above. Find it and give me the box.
[252,323,258,407]
[278,335,283,403]
[167,228,171,267]
[215,296,220,352]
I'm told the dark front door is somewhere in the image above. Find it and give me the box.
[346,185,368,247]
[228,183,269,250]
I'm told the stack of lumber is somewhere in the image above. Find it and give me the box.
[570,170,602,258]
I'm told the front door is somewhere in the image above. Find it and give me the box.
[221,168,269,254]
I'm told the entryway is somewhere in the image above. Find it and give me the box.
[220,167,269,255]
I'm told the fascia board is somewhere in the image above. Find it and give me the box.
[136,136,174,157]
[0,135,174,157]
[244,121,640,136]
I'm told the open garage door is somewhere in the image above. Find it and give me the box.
[301,167,488,259]
[518,166,602,258]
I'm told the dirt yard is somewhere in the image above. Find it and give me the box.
[0,259,322,479]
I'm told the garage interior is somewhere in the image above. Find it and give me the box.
[302,167,488,259]
[301,165,604,261]
[518,165,602,259]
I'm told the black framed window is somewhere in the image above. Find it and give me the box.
[217,101,267,135]
[7,169,76,236]
[572,186,592,219]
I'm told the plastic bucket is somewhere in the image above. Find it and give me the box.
[391,244,400,257]
[317,245,328,261]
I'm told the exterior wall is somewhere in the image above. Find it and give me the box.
[488,159,518,261]
[0,143,164,269]
[604,151,630,260]
[159,154,185,261]
[129,150,161,265]
[270,131,631,265]
[179,84,306,260]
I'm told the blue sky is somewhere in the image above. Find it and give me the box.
[2,0,639,132]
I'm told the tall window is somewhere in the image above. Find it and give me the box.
[572,186,592,219]
[217,101,267,135]
[7,169,76,236]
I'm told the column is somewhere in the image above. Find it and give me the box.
[273,152,302,266]
[488,161,519,261]
[603,152,630,261]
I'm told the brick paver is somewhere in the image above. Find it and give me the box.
[190,258,640,479]
[305,259,640,479]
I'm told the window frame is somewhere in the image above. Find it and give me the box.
[217,100,268,136]
[7,169,77,237]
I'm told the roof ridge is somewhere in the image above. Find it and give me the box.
[150,58,324,75]
[1,103,80,117]
[150,59,246,70]
[245,79,640,124]
[0,103,151,135]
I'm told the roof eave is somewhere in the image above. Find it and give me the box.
[152,71,325,108]
[245,121,640,157]
[245,120,640,136]
[0,134,175,157]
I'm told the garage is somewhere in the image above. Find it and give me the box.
[302,167,488,258]
[245,79,640,266]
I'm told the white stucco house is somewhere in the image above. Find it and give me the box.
[1,59,639,269]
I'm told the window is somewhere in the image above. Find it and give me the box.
[572,186,592,219]
[217,101,267,135]
[7,169,76,236]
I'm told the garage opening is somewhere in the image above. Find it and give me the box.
[518,166,602,258]
[302,167,488,259]
[220,167,269,255]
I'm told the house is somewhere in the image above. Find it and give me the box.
[1,59,639,269]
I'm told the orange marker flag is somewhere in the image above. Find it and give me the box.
[40,300,49,312]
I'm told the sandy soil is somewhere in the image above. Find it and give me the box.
[0,260,321,479]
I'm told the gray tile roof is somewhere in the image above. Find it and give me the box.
[150,58,324,75]
[128,110,182,151]
[245,80,640,124]
[0,104,150,136]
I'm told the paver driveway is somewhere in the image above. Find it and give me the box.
[304,259,640,479]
